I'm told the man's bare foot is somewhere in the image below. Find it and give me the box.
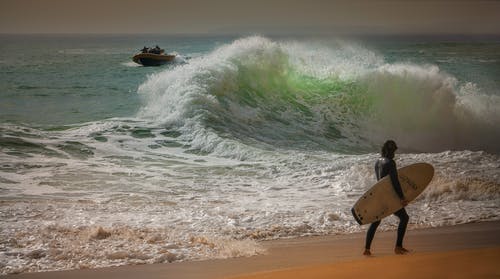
[363,249,372,256]
[394,246,410,255]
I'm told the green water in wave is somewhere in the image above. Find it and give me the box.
[201,50,374,151]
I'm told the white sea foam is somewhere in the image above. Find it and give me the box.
[122,61,141,67]
[2,130,499,274]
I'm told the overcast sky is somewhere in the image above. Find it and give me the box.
[1,0,499,35]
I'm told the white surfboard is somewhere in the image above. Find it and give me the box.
[351,162,434,225]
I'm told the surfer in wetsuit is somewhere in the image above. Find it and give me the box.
[364,140,410,256]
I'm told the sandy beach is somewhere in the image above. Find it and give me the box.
[6,221,500,279]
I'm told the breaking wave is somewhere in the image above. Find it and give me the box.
[138,36,500,156]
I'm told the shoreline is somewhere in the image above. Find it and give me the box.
[5,220,500,279]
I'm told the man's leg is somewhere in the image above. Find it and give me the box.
[364,220,381,255]
[394,208,409,254]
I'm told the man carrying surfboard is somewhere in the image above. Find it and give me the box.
[364,140,410,256]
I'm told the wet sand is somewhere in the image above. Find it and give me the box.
[230,247,500,279]
[6,221,500,279]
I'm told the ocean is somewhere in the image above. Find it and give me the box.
[1,34,499,273]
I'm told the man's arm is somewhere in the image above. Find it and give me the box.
[388,160,405,200]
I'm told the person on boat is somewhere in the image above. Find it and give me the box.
[141,46,149,53]
[152,45,161,54]
[363,140,410,256]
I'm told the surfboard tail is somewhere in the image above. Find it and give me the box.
[351,207,363,225]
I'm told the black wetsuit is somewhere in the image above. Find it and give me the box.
[365,157,409,250]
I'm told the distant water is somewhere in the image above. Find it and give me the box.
[1,34,499,274]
